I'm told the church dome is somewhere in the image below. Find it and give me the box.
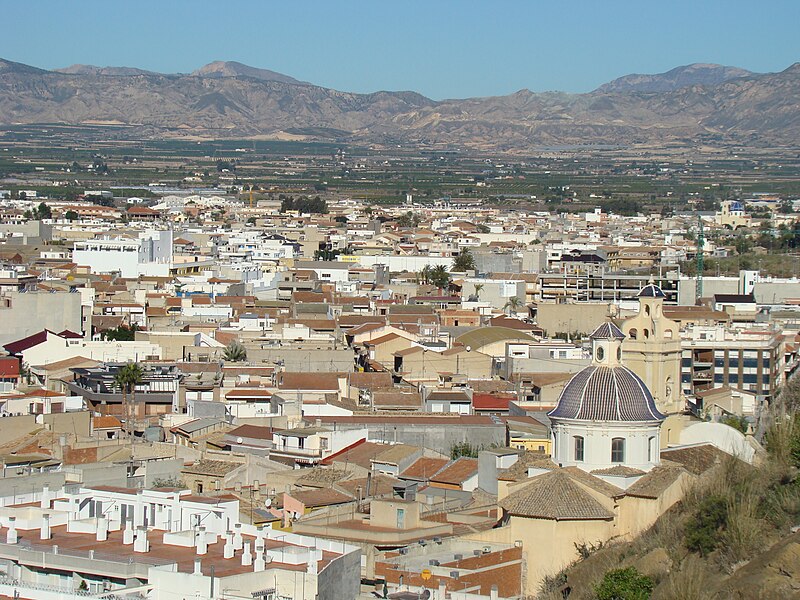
[638,283,666,298]
[548,365,665,422]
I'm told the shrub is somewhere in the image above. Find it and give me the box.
[684,495,728,556]
[594,567,654,600]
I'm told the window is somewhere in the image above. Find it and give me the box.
[611,438,625,463]
[574,436,585,462]
[648,436,655,462]
[596,346,605,362]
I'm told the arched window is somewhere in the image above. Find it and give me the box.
[574,436,585,462]
[628,328,637,340]
[611,438,625,463]
[648,436,656,463]
[643,329,650,339]
[596,346,605,362]
[644,305,651,316]
[664,329,673,339]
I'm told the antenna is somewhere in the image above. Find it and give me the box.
[695,216,704,302]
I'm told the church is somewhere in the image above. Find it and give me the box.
[472,285,736,594]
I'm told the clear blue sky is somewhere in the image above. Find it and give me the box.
[3,1,798,99]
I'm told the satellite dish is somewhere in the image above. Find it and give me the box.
[264,498,272,508]
[236,437,243,444]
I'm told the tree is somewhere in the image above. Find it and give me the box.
[685,494,728,556]
[223,341,247,362]
[504,296,523,315]
[36,202,52,220]
[396,211,421,228]
[65,210,79,221]
[101,324,139,341]
[469,283,484,302]
[452,248,476,272]
[594,567,654,600]
[113,362,144,442]
[428,265,450,290]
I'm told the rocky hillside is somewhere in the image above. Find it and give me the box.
[0,58,798,148]
[595,63,753,94]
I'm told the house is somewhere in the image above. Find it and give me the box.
[270,425,368,467]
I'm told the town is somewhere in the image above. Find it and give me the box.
[0,135,798,600]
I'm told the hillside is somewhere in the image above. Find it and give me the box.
[595,63,753,94]
[0,58,799,149]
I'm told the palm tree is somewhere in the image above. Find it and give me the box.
[418,264,432,285]
[428,265,451,291]
[452,249,476,272]
[503,296,523,315]
[223,341,247,362]
[471,283,484,302]
[114,362,143,442]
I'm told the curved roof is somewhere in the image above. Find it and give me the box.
[589,322,625,340]
[548,365,665,422]
[455,326,534,349]
[638,284,666,298]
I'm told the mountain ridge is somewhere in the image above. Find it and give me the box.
[0,58,798,149]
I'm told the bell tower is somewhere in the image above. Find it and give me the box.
[621,283,682,413]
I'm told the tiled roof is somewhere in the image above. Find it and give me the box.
[181,459,237,476]
[660,444,730,476]
[548,366,665,422]
[431,457,478,485]
[637,284,666,298]
[400,457,450,481]
[589,322,625,340]
[624,465,686,499]
[500,470,615,520]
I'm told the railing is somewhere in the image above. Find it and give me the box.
[0,577,145,600]
[8,541,175,568]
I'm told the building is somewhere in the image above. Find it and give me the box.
[680,325,782,405]
[549,322,665,473]
[0,484,361,600]
[621,284,683,414]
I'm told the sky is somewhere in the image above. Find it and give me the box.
[3,1,799,100]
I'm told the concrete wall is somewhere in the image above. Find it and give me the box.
[42,411,91,438]
[0,291,83,345]
[246,347,354,371]
[329,421,506,456]
[536,302,613,336]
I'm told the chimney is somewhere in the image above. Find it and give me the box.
[253,480,260,499]
[134,527,149,553]
[254,541,265,572]
[193,559,202,575]
[490,585,498,600]
[123,525,134,545]
[241,541,252,566]
[96,516,108,542]
[438,580,446,600]
[40,484,51,509]
[134,490,144,527]
[6,517,17,544]
[233,523,243,550]
[315,418,322,428]
[196,526,208,555]
[40,514,51,540]
[223,531,234,559]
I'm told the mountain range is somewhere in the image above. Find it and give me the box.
[1,58,798,149]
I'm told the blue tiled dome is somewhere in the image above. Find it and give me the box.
[638,284,666,298]
[548,365,665,422]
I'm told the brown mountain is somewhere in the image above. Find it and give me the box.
[0,58,798,149]
[190,61,306,85]
[595,63,753,94]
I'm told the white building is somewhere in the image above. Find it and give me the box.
[73,230,173,278]
[548,322,665,473]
